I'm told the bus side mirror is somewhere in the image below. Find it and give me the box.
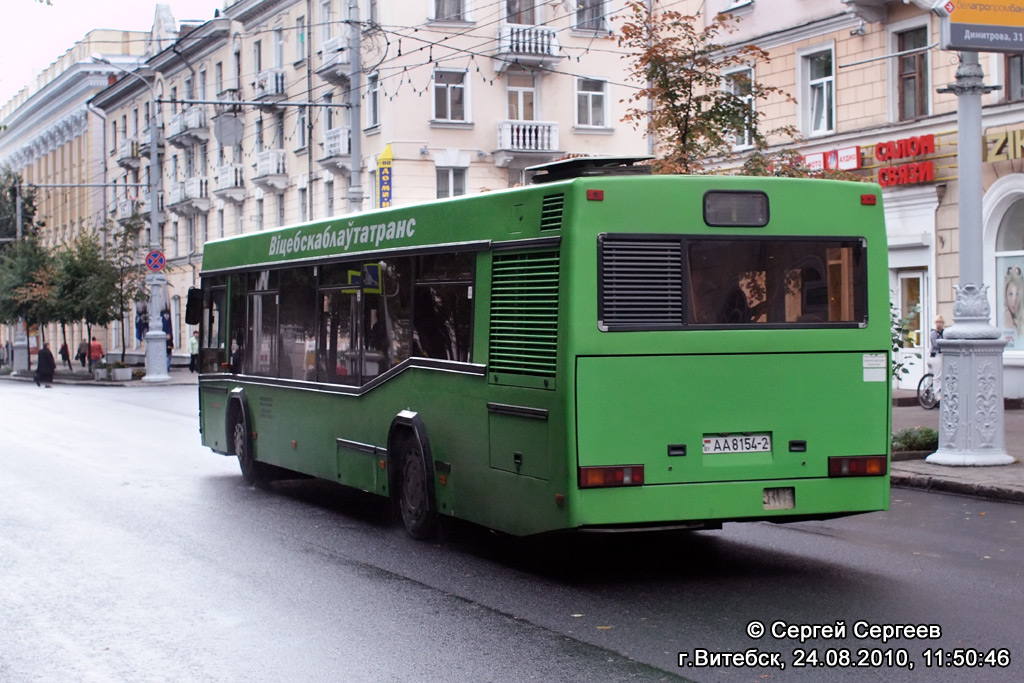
[185,287,203,325]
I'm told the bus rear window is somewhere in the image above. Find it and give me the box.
[599,235,868,329]
[688,238,867,326]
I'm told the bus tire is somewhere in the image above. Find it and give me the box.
[394,431,438,540]
[231,407,270,487]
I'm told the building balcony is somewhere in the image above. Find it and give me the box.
[253,149,288,191]
[317,126,352,174]
[115,193,161,224]
[254,68,287,106]
[494,23,563,73]
[167,176,211,216]
[138,126,164,157]
[117,137,141,170]
[494,120,561,168]
[214,87,243,116]
[213,163,246,203]
[167,106,209,148]
[316,34,351,85]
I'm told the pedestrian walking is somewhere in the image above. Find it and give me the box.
[928,315,944,396]
[35,342,56,388]
[77,339,89,368]
[58,342,72,370]
[188,330,200,373]
[88,336,104,370]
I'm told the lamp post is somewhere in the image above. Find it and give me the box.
[92,55,169,382]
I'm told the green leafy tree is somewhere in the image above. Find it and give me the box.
[618,2,794,174]
[52,229,118,365]
[100,217,149,363]
[0,237,55,366]
[0,167,38,246]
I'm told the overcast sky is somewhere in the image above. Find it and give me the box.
[1,0,226,108]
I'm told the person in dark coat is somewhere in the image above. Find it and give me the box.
[36,342,57,387]
[59,342,72,370]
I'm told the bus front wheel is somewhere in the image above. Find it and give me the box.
[395,433,438,540]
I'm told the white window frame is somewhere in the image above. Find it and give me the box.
[297,106,308,150]
[432,70,469,122]
[367,73,380,128]
[321,0,333,42]
[575,0,604,32]
[723,66,755,149]
[436,167,467,198]
[575,77,608,129]
[296,16,306,63]
[428,0,472,23]
[798,44,835,137]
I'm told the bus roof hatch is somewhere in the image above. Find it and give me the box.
[527,156,654,184]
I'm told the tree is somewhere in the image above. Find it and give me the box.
[52,228,118,363]
[618,2,794,174]
[100,217,149,363]
[0,237,56,367]
[0,167,38,246]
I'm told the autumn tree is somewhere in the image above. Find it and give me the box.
[618,1,794,174]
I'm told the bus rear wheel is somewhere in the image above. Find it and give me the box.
[395,433,437,540]
[233,414,270,487]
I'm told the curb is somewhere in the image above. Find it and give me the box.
[891,471,1024,505]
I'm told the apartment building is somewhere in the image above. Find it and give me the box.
[677,0,1023,397]
[0,28,150,358]
[88,0,648,355]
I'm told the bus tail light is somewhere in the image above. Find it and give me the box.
[828,456,887,477]
[579,465,644,488]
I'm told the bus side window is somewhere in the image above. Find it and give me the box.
[200,285,226,373]
[413,284,472,362]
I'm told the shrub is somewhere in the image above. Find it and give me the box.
[892,427,938,452]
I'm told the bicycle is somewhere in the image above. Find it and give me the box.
[917,373,939,410]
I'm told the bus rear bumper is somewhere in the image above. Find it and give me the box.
[572,475,889,529]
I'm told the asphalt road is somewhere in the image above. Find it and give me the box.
[1,381,1022,682]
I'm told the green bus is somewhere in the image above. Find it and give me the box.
[190,158,891,538]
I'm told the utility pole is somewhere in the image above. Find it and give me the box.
[348,0,363,213]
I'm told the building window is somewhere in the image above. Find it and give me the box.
[506,68,536,120]
[321,0,333,42]
[325,180,335,216]
[804,49,834,135]
[575,78,606,127]
[508,0,536,24]
[725,68,754,148]
[1007,54,1024,101]
[278,194,286,226]
[576,0,603,31]
[437,168,466,198]
[367,74,380,127]
[898,27,929,120]
[300,187,308,222]
[257,198,264,231]
[274,28,284,68]
[297,106,307,150]
[433,71,467,121]
[218,208,225,239]
[296,17,306,62]
[996,200,1024,350]
[369,169,377,208]
[434,0,465,21]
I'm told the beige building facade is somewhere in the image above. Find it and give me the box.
[87,0,648,357]
[683,0,1024,398]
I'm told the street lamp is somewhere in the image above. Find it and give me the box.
[92,54,170,382]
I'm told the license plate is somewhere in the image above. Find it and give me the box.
[703,433,772,454]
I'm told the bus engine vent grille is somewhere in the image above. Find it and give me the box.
[599,237,684,329]
[540,194,565,231]
[489,250,560,378]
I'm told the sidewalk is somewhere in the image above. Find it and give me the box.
[3,368,1021,505]
[891,390,1024,505]
[0,365,199,386]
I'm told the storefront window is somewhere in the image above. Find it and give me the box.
[997,201,1024,350]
